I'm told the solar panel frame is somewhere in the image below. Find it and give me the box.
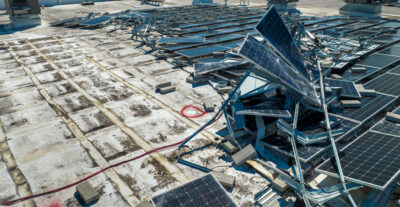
[255,6,308,77]
[324,78,361,99]
[364,73,400,96]
[152,174,237,207]
[193,61,248,76]
[238,34,320,106]
[236,109,291,118]
[316,131,400,190]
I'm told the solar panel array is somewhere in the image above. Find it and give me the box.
[324,79,361,99]
[157,37,205,44]
[255,7,308,77]
[194,61,248,76]
[337,94,396,122]
[357,53,400,69]
[364,73,400,96]
[152,174,237,207]
[236,109,291,118]
[317,131,400,190]
[372,120,400,137]
[238,35,320,106]
[377,44,400,57]
[341,65,381,82]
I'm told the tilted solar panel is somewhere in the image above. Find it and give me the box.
[152,174,237,207]
[364,73,400,96]
[194,61,248,76]
[255,6,308,77]
[324,78,361,99]
[80,16,113,26]
[317,131,400,190]
[157,37,205,44]
[238,34,320,106]
[388,65,400,74]
[236,109,291,118]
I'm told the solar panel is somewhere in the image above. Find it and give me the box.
[176,45,230,58]
[377,44,400,57]
[394,107,400,115]
[238,35,320,106]
[157,37,205,44]
[152,174,237,207]
[364,73,400,96]
[255,7,308,77]
[262,117,360,162]
[341,65,381,82]
[324,79,361,99]
[236,109,291,118]
[336,93,396,122]
[194,61,248,76]
[80,16,113,26]
[316,131,400,190]
[372,34,400,44]
[371,119,400,137]
[356,53,400,69]
[388,65,400,74]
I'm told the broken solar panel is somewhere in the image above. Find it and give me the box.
[255,6,308,77]
[194,61,248,76]
[152,174,237,207]
[80,16,113,26]
[364,73,400,96]
[236,109,291,118]
[317,131,400,190]
[238,34,320,106]
[324,79,361,99]
[157,37,205,44]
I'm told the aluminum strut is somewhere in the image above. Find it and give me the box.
[317,59,357,207]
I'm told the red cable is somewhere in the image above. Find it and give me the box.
[0,105,217,206]
[180,105,207,118]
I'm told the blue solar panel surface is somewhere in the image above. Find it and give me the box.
[372,119,400,137]
[194,61,248,76]
[176,45,230,58]
[324,79,361,98]
[356,53,400,69]
[152,174,237,207]
[364,73,400,96]
[255,7,308,77]
[378,45,400,57]
[388,65,400,74]
[157,37,205,44]
[238,35,320,106]
[317,131,400,190]
[341,65,381,82]
[236,109,291,118]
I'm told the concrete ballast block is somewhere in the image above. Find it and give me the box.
[211,171,236,189]
[232,144,257,166]
[351,66,367,73]
[341,100,361,108]
[331,74,343,79]
[76,181,100,204]
[217,86,233,93]
[271,178,288,193]
[136,200,154,207]
[155,82,171,90]
[203,101,215,112]
[159,86,175,94]
[386,112,400,124]
[223,141,238,154]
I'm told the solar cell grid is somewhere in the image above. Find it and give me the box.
[371,119,400,137]
[80,16,113,26]
[341,65,381,82]
[372,34,400,44]
[238,35,320,106]
[337,94,396,122]
[388,65,400,74]
[356,53,400,69]
[316,131,400,190]
[152,174,237,207]
[377,45,400,57]
[364,73,400,96]
[255,7,308,77]
[324,79,361,98]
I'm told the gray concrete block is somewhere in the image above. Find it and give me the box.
[159,86,175,94]
[76,181,100,204]
[155,82,171,90]
[386,112,400,124]
[203,101,214,112]
[211,171,235,189]
[232,144,257,166]
[359,89,376,97]
[330,74,343,80]
[136,200,154,207]
[271,178,288,193]
[186,76,208,84]
[217,86,233,93]
[223,141,238,154]
[341,100,361,108]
